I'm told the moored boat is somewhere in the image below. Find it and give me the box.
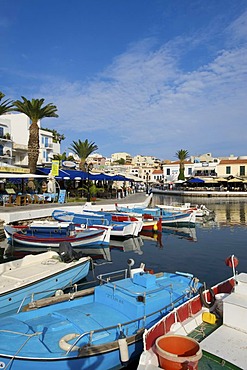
[52,209,141,238]
[137,255,246,370]
[82,193,153,212]
[4,221,111,248]
[115,205,197,226]
[156,202,214,217]
[0,249,91,317]
[0,260,201,370]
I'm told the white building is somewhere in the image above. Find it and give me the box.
[132,154,161,167]
[0,113,60,169]
[111,152,132,163]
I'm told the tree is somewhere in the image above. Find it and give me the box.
[69,139,98,170]
[41,127,65,143]
[13,97,58,173]
[175,149,189,180]
[0,92,14,116]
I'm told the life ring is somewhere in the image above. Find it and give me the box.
[199,285,216,308]
[59,333,80,352]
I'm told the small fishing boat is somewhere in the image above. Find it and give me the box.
[82,193,153,212]
[115,205,196,226]
[137,255,246,370]
[0,259,201,370]
[0,249,91,317]
[156,202,214,217]
[82,209,162,233]
[4,221,111,249]
[52,209,141,238]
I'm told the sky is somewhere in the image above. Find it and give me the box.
[1,0,247,161]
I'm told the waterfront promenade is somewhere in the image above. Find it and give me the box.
[1,188,247,224]
[0,192,149,224]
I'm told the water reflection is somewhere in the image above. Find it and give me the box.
[0,236,146,264]
[140,230,163,248]
[0,240,113,264]
[152,193,247,227]
[110,237,144,254]
[162,226,197,242]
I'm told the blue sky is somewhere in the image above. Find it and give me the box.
[1,0,247,160]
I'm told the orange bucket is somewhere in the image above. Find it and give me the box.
[155,334,202,370]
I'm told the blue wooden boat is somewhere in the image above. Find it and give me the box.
[0,261,201,370]
[4,221,111,248]
[115,205,196,226]
[52,209,141,238]
[0,250,91,317]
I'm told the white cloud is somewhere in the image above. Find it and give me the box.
[26,10,247,157]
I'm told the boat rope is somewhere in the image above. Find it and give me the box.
[176,307,207,339]
[0,330,42,370]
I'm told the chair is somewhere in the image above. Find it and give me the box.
[33,194,45,204]
[4,188,16,206]
[26,194,33,204]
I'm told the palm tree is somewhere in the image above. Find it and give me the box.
[0,92,14,116]
[13,97,58,173]
[175,149,189,180]
[69,139,98,170]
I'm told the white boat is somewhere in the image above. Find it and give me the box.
[137,255,246,370]
[156,202,214,217]
[0,250,91,316]
[82,193,153,212]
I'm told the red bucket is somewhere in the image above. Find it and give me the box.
[155,334,202,370]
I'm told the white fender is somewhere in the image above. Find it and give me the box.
[59,333,80,352]
[118,335,129,363]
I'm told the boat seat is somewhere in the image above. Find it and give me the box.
[1,266,50,280]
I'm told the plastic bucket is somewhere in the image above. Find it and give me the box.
[155,334,202,370]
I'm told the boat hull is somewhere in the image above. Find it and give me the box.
[5,224,110,248]
[52,210,139,238]
[0,252,91,316]
[0,269,201,370]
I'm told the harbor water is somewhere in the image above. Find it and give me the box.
[1,193,247,287]
[0,193,246,369]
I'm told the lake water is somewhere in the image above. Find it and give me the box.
[2,193,246,288]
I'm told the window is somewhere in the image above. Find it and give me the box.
[166,168,170,175]
[0,145,3,156]
[240,166,245,176]
[0,127,3,138]
[226,166,231,175]
[188,168,192,175]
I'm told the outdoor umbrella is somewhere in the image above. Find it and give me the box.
[227,178,243,183]
[217,177,228,182]
[187,178,205,183]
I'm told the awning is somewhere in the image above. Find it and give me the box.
[36,168,88,180]
[0,173,48,179]
[204,179,219,184]
[36,168,131,182]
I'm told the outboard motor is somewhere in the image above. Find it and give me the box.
[59,241,81,263]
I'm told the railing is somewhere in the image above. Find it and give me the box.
[65,291,191,354]
[97,269,174,299]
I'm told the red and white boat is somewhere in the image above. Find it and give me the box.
[138,255,246,370]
